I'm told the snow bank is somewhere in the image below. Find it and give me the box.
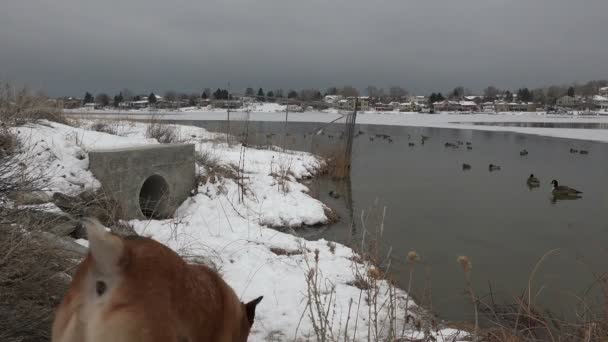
[9,121,155,195]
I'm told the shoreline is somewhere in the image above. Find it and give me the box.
[65,109,608,144]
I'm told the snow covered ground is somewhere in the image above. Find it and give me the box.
[68,108,608,143]
[8,120,466,341]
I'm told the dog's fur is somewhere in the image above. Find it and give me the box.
[52,218,262,342]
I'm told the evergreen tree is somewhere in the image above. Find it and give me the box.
[84,92,94,104]
[517,88,533,102]
[266,90,274,98]
[325,87,338,96]
[567,86,575,97]
[504,91,514,102]
[148,93,157,104]
[201,91,208,100]
[287,90,298,99]
[245,87,255,97]
[257,88,265,101]
[113,93,123,107]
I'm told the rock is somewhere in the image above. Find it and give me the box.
[34,231,87,256]
[52,192,81,212]
[49,220,79,237]
[77,189,97,204]
[9,191,52,205]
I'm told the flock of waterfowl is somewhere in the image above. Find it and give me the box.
[363,131,586,202]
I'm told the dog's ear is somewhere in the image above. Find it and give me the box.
[84,217,123,276]
[244,296,263,326]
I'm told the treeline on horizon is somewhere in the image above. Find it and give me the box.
[77,79,608,107]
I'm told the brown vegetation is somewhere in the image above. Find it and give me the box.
[0,82,68,125]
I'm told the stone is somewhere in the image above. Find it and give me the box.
[49,221,79,236]
[10,191,52,205]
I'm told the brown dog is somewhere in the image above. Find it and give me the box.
[52,218,262,342]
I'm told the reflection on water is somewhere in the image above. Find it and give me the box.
[459,121,608,129]
[179,120,608,322]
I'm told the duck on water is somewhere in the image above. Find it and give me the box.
[551,179,582,197]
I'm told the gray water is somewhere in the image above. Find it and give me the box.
[182,120,608,322]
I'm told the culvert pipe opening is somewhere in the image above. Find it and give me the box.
[139,175,170,219]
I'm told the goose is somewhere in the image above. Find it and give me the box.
[466,142,472,146]
[520,149,529,156]
[408,142,415,147]
[462,163,471,170]
[527,174,540,187]
[579,150,589,155]
[466,146,473,150]
[488,164,501,171]
[551,180,582,196]
[569,148,578,153]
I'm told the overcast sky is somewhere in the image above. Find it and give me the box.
[1,0,607,96]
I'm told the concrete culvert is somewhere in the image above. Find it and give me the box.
[139,175,170,219]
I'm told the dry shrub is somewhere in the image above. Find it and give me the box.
[0,212,75,342]
[0,82,68,126]
[0,126,17,158]
[145,118,177,143]
[90,120,118,135]
[318,146,350,180]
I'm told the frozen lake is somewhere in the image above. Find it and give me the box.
[182,119,608,322]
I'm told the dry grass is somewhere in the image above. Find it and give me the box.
[269,247,304,257]
[317,146,351,180]
[0,126,17,158]
[0,211,75,342]
[145,117,178,143]
[0,82,68,126]
[90,120,118,135]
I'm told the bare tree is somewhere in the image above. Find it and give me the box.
[338,86,359,97]
[388,86,408,100]
[164,90,177,102]
[366,85,385,98]
[121,88,134,101]
[95,93,110,107]
[483,86,500,100]
[299,88,323,101]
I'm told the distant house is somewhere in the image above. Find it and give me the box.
[433,101,462,112]
[337,97,370,111]
[399,102,417,112]
[593,95,608,110]
[84,103,96,110]
[482,102,496,113]
[58,97,82,109]
[599,87,608,97]
[374,103,393,112]
[556,95,577,108]
[212,100,242,109]
[287,104,304,112]
[324,95,343,104]
[459,101,479,112]
[494,101,510,112]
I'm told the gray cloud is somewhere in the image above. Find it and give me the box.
[1,0,607,96]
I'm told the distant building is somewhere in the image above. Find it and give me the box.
[399,102,417,112]
[58,97,82,109]
[599,87,608,97]
[593,95,608,110]
[459,101,479,112]
[324,95,343,104]
[556,95,577,108]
